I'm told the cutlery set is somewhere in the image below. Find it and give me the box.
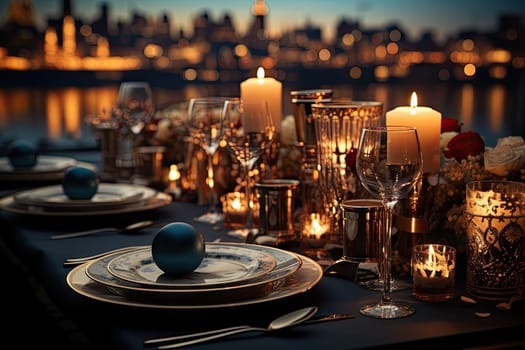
[144,307,354,349]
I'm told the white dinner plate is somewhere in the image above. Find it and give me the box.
[67,252,322,309]
[106,244,278,289]
[0,155,77,174]
[0,191,172,216]
[85,243,302,302]
[13,183,150,210]
[0,158,96,181]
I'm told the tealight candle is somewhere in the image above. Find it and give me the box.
[412,244,456,302]
[301,213,330,248]
[220,192,248,228]
[166,164,181,199]
[240,67,282,132]
[386,92,442,173]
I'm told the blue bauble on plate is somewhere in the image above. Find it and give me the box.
[151,222,205,275]
[62,166,99,200]
[6,140,39,168]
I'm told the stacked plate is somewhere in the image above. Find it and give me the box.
[0,183,172,216]
[66,242,324,309]
[0,155,94,182]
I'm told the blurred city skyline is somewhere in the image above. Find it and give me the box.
[3,0,525,43]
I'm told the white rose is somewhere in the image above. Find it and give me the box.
[495,136,525,168]
[280,114,297,146]
[440,131,458,150]
[154,118,174,143]
[484,144,521,176]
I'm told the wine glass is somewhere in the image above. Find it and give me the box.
[114,82,154,178]
[116,82,154,135]
[221,99,275,236]
[356,126,422,319]
[187,97,233,224]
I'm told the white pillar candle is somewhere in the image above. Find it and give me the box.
[240,67,282,132]
[386,92,442,173]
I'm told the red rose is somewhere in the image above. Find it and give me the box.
[443,131,485,162]
[441,117,463,133]
[345,148,357,173]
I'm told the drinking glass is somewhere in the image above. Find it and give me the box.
[187,97,233,224]
[221,99,275,236]
[116,81,154,135]
[356,126,423,319]
[115,81,154,178]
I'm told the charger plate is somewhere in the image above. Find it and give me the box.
[67,248,321,309]
[13,183,148,210]
[0,155,77,174]
[106,244,277,288]
[84,243,302,303]
[0,191,171,216]
[0,156,96,181]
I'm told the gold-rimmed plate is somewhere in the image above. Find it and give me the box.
[67,248,320,309]
[13,183,150,210]
[0,191,171,216]
[106,244,278,289]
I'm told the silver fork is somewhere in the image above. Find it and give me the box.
[63,245,146,266]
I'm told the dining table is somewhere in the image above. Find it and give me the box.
[1,150,524,350]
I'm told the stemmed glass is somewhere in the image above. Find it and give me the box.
[116,82,154,135]
[356,126,423,319]
[114,82,154,177]
[187,97,233,224]
[221,99,275,236]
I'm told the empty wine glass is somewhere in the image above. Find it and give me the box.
[221,99,275,237]
[114,81,154,179]
[116,81,154,135]
[187,97,233,224]
[356,126,423,319]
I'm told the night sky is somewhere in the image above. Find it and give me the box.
[4,0,525,43]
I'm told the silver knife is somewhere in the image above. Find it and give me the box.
[305,313,355,324]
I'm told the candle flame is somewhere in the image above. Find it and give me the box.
[232,196,242,209]
[427,244,435,265]
[410,91,418,108]
[257,66,265,79]
[168,164,180,181]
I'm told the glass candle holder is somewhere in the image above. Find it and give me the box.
[221,192,248,228]
[465,180,525,300]
[412,244,456,302]
[300,212,332,257]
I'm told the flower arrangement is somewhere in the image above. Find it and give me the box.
[147,102,189,165]
[429,117,525,251]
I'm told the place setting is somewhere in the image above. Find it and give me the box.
[65,222,323,309]
[0,139,97,182]
[0,164,172,216]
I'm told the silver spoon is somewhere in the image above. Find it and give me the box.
[50,220,154,239]
[146,306,318,349]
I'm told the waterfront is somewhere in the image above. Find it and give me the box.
[0,80,523,152]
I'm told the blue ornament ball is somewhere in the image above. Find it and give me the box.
[6,140,39,168]
[151,222,205,275]
[62,166,99,200]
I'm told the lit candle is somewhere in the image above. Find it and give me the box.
[221,192,248,228]
[412,244,456,302]
[386,92,442,173]
[167,164,181,199]
[240,67,282,132]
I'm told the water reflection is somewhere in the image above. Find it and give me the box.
[0,82,522,149]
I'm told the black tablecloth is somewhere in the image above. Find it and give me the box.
[1,153,524,350]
